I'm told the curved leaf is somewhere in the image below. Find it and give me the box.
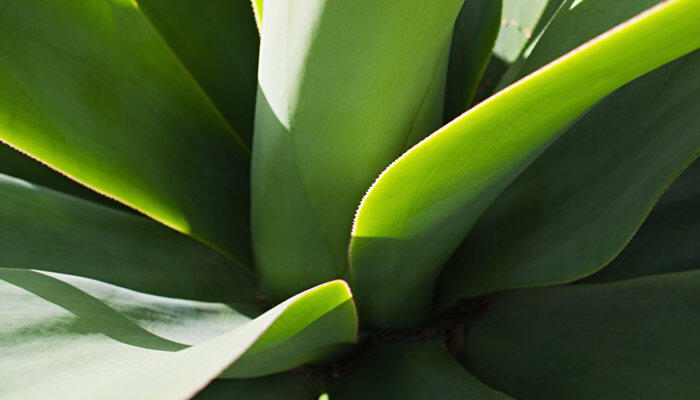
[438,51,700,305]
[135,0,259,143]
[196,375,317,400]
[0,271,355,399]
[443,0,502,120]
[0,173,256,305]
[328,340,511,400]
[349,0,700,328]
[462,270,700,399]
[252,0,464,301]
[0,0,251,262]
[583,160,700,283]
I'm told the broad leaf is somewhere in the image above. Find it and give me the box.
[583,160,700,283]
[350,0,700,328]
[328,340,511,400]
[443,0,502,120]
[0,142,127,211]
[462,270,700,399]
[0,271,356,399]
[491,0,553,63]
[196,375,317,400]
[438,51,700,304]
[135,0,259,143]
[0,0,251,262]
[252,0,464,301]
[0,173,256,305]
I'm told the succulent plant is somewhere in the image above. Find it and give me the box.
[1,0,698,398]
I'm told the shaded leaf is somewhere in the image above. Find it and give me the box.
[0,173,256,306]
[0,271,355,398]
[583,159,700,283]
[443,0,502,120]
[252,0,464,301]
[328,340,511,400]
[196,375,317,400]
[350,0,700,328]
[0,0,251,262]
[135,0,259,143]
[438,51,700,304]
[462,270,700,399]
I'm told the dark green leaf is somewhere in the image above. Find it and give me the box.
[328,340,511,400]
[462,270,700,399]
[583,159,700,283]
[0,272,355,398]
[438,52,700,305]
[0,173,256,305]
[0,0,251,262]
[135,0,259,143]
[350,0,700,328]
[196,375,317,400]
[443,0,502,120]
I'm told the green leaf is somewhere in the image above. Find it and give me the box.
[0,0,251,262]
[196,376,317,400]
[350,0,700,328]
[0,141,127,211]
[0,173,256,306]
[461,270,700,399]
[583,160,700,283]
[438,51,700,304]
[328,340,511,400]
[443,0,502,120]
[491,0,551,63]
[0,271,355,398]
[251,0,263,31]
[135,0,259,144]
[252,0,465,301]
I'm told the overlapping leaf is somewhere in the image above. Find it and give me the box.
[462,270,700,399]
[0,0,251,262]
[0,271,356,399]
[439,51,700,305]
[0,173,256,305]
[196,375,317,400]
[252,0,464,301]
[350,0,700,327]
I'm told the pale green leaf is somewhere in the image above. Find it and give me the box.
[462,270,700,399]
[350,0,700,328]
[0,272,355,399]
[0,0,251,262]
[252,0,464,301]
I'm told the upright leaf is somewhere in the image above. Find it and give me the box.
[0,272,355,399]
[328,341,511,400]
[252,0,464,301]
[443,0,502,120]
[0,173,256,305]
[0,0,251,262]
[350,0,700,327]
[439,52,700,305]
[135,0,259,143]
[462,270,700,399]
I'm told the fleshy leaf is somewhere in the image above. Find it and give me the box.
[350,0,700,328]
[252,0,464,301]
[196,375,317,400]
[438,51,700,305]
[0,0,251,262]
[328,341,511,400]
[0,271,356,398]
[0,173,256,306]
[462,270,700,399]
[583,160,700,283]
[135,0,259,143]
[443,0,502,120]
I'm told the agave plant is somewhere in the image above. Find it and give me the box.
[1,0,698,398]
